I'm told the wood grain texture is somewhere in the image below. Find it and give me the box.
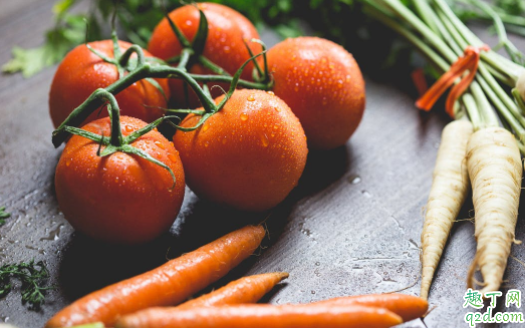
[0,1,523,327]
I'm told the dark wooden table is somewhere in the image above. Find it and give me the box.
[0,1,524,327]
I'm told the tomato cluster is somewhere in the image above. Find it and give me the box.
[50,3,366,244]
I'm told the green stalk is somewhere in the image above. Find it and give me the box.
[433,0,522,79]
[466,0,523,65]
[435,2,518,86]
[476,75,525,133]
[461,93,482,128]
[488,4,525,26]
[433,8,514,86]
[435,5,525,126]
[364,2,481,124]
[118,45,146,70]
[382,0,458,62]
[177,48,194,70]
[512,88,525,113]
[469,79,499,128]
[188,74,271,90]
[418,0,463,56]
[363,3,450,70]
[198,56,230,76]
[412,0,440,35]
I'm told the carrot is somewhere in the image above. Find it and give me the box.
[46,225,265,328]
[115,304,403,328]
[466,127,522,294]
[177,272,289,309]
[420,120,473,299]
[314,293,428,322]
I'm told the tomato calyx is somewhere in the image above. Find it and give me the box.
[85,31,169,103]
[163,6,231,80]
[163,5,272,87]
[164,51,267,132]
[63,89,178,189]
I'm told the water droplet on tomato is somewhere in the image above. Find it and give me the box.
[274,106,281,112]
[260,134,269,147]
[168,153,177,162]
[203,124,209,132]
[240,112,249,121]
[155,140,165,149]
[267,91,275,95]
[247,94,255,102]
[223,46,231,54]
[185,20,192,26]
[125,125,133,132]
[291,55,297,61]
[204,141,209,147]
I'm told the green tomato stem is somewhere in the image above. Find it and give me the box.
[198,55,230,76]
[177,48,193,70]
[188,74,271,90]
[118,45,146,69]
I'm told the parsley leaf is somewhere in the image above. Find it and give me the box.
[0,260,55,309]
[0,206,9,226]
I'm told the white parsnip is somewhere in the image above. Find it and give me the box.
[466,127,523,294]
[420,120,473,299]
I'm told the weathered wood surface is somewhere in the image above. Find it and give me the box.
[0,1,523,327]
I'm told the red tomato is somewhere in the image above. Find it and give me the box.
[55,116,185,244]
[148,3,261,107]
[49,40,170,128]
[266,37,366,150]
[173,89,308,211]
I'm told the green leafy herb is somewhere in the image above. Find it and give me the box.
[0,260,54,309]
[0,206,9,226]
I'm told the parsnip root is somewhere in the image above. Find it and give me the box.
[466,127,522,294]
[420,120,473,299]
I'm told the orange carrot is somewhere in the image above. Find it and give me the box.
[115,304,403,328]
[177,272,289,309]
[314,293,428,322]
[46,225,265,328]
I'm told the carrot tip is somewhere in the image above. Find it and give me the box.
[278,272,289,280]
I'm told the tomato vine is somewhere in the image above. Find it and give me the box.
[51,6,271,183]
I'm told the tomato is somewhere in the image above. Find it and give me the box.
[55,116,185,244]
[148,3,261,107]
[49,40,170,128]
[266,37,366,150]
[173,89,308,211]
